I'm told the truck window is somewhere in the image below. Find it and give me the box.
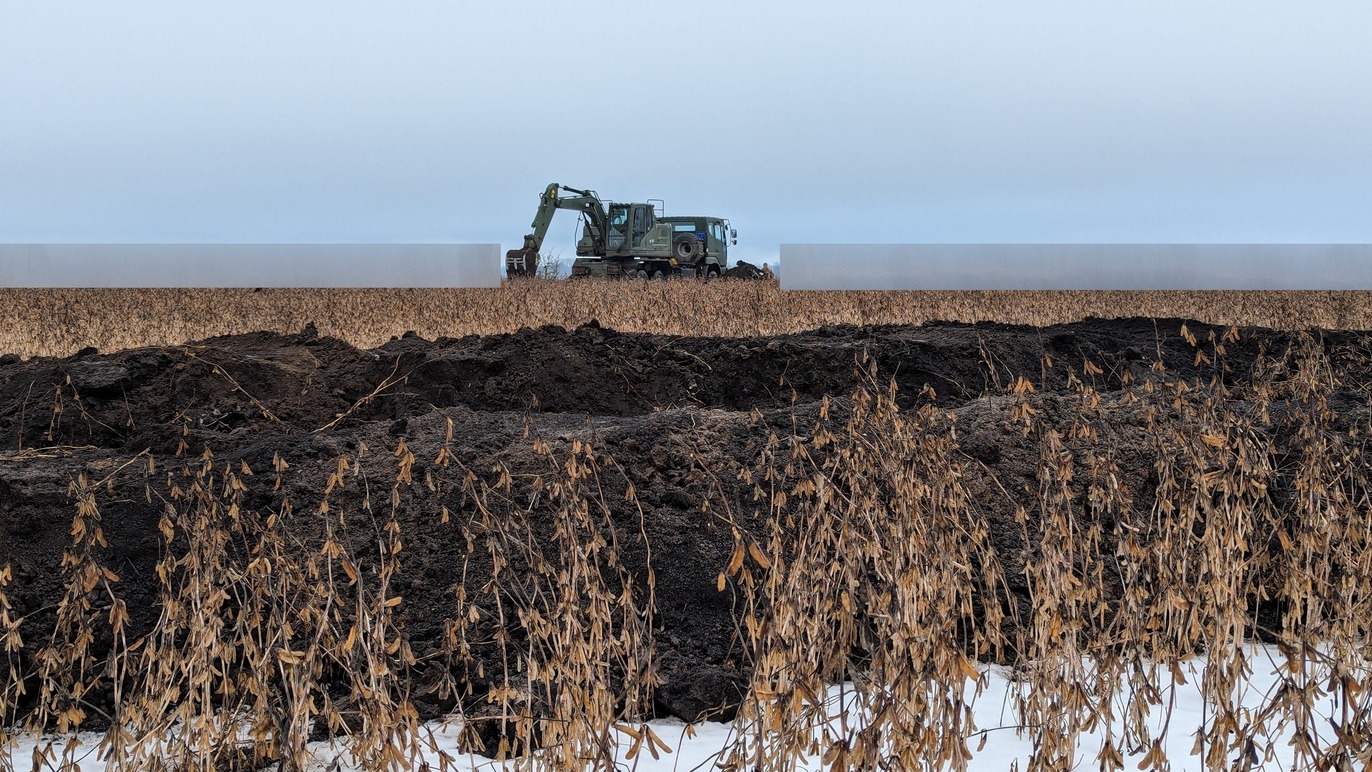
[673,223,698,233]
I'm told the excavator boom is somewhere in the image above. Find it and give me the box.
[505,183,610,277]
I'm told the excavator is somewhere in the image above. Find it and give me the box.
[505,183,736,279]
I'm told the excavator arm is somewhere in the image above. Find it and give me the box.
[505,183,610,277]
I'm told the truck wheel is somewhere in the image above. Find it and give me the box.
[651,269,666,280]
[637,269,650,280]
[704,265,721,279]
[673,235,702,262]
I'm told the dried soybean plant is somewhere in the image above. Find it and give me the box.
[1,562,22,772]
[111,445,270,771]
[436,425,660,771]
[1256,333,1372,769]
[1011,361,1115,772]
[1015,326,1372,771]
[1009,324,1283,771]
[520,436,659,770]
[703,324,1372,772]
[70,432,426,772]
[723,355,1011,771]
[324,440,425,772]
[24,471,130,770]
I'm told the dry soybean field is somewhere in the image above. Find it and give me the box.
[4,285,1372,358]
[3,284,1372,770]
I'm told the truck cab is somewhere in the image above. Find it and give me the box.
[659,216,736,276]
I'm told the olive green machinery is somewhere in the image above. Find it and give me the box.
[504,183,736,278]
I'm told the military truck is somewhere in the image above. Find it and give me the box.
[504,183,736,279]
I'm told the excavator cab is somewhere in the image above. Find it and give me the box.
[605,203,655,252]
[630,204,653,248]
[607,205,629,250]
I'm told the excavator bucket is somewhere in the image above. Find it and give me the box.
[504,247,540,278]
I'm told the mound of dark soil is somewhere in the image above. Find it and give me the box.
[2,318,1370,729]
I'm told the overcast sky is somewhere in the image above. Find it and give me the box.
[2,1,1370,268]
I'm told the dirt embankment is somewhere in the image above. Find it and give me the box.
[2,318,1370,729]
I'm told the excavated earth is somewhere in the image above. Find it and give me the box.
[3,318,1372,731]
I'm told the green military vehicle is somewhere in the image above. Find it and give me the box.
[504,183,736,279]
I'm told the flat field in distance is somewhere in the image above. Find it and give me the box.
[2,283,1370,358]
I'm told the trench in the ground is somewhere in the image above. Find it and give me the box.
[2,318,1370,731]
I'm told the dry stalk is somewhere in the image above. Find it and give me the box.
[1,563,22,772]
[313,357,409,433]
[180,348,283,426]
[725,357,1009,770]
[24,473,127,769]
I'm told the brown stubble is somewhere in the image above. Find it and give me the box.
[4,286,1372,359]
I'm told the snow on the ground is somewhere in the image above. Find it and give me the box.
[2,644,1356,771]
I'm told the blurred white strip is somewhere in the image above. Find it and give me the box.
[780,244,1372,290]
[0,244,501,287]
